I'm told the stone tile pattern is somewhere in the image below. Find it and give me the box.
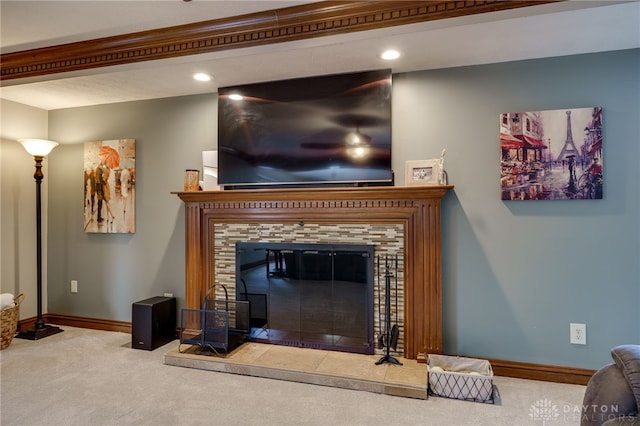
[211,222,405,355]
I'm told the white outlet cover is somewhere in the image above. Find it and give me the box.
[570,323,586,345]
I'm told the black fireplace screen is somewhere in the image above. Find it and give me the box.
[236,242,374,354]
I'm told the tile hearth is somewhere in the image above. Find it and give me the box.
[164,343,427,399]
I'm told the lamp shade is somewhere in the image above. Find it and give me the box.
[18,139,59,157]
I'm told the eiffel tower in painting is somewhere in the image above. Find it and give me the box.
[557,110,580,160]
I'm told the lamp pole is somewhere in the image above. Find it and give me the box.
[16,139,63,340]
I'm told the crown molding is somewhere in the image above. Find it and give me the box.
[1,0,560,81]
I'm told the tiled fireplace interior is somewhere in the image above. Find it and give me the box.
[212,222,405,356]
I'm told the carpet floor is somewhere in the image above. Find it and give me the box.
[0,326,586,425]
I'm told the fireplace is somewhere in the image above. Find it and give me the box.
[174,185,452,359]
[236,242,374,354]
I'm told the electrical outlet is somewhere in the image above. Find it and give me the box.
[71,280,78,293]
[570,323,586,345]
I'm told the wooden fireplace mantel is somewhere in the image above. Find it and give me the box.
[174,185,452,359]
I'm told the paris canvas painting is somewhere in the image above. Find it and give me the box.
[83,139,136,233]
[500,107,602,200]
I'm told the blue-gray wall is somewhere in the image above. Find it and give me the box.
[48,95,215,319]
[47,49,639,369]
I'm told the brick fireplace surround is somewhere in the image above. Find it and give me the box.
[175,185,452,360]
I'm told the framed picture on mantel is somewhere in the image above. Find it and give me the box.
[405,159,440,186]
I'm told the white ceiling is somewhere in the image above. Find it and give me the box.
[1,0,639,111]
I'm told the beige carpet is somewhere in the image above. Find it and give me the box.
[1,326,587,425]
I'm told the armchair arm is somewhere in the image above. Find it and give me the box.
[581,364,637,426]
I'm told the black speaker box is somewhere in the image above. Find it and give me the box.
[131,296,176,350]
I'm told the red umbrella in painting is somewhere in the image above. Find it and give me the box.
[99,145,120,169]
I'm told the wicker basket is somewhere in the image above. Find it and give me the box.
[428,354,494,403]
[1,294,24,350]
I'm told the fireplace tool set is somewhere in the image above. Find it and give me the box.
[375,254,402,366]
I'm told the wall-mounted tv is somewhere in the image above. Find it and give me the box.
[217,69,393,189]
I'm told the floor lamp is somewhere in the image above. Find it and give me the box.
[16,139,64,340]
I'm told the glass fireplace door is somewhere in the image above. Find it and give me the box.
[236,242,374,354]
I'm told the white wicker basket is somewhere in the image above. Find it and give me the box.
[1,294,24,350]
[427,354,494,403]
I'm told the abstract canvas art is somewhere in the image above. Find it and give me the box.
[83,139,136,233]
[500,107,602,200]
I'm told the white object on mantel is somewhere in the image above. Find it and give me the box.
[438,148,448,185]
[202,150,220,190]
[1,293,15,310]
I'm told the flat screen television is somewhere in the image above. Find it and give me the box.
[217,69,393,189]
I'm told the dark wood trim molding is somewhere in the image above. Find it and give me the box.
[1,0,561,81]
[18,314,594,384]
[17,314,133,334]
[489,358,595,385]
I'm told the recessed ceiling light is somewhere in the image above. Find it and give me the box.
[229,94,244,101]
[193,73,212,82]
[381,49,401,60]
